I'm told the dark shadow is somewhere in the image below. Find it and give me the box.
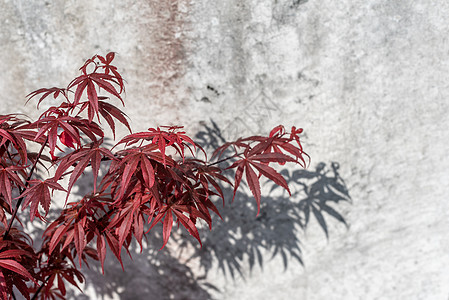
[184,120,351,278]
[178,187,304,278]
[75,228,215,300]
[271,0,310,25]
[291,0,309,7]
[20,119,350,299]
[277,161,351,237]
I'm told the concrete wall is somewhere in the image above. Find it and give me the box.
[1,0,449,299]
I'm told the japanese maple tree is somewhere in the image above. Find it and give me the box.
[0,53,309,299]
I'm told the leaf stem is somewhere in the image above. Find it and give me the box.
[207,152,244,167]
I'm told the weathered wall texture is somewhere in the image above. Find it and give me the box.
[1,0,449,299]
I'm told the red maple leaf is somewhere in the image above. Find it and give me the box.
[19,179,66,221]
[55,143,116,196]
[33,114,103,160]
[0,165,26,208]
[26,87,68,109]
[0,240,36,300]
[67,57,124,122]
[117,126,197,166]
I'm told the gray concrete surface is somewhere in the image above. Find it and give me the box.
[1,0,449,299]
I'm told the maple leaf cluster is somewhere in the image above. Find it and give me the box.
[0,53,308,299]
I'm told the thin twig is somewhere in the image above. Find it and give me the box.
[31,275,51,300]
[207,152,244,167]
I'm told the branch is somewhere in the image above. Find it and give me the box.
[207,152,244,167]
[31,275,51,300]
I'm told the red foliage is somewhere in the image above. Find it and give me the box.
[0,53,308,299]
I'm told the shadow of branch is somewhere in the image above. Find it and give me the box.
[22,118,351,299]
[180,120,352,279]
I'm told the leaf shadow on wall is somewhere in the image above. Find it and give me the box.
[178,163,351,279]
[186,120,352,279]
[63,120,351,300]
